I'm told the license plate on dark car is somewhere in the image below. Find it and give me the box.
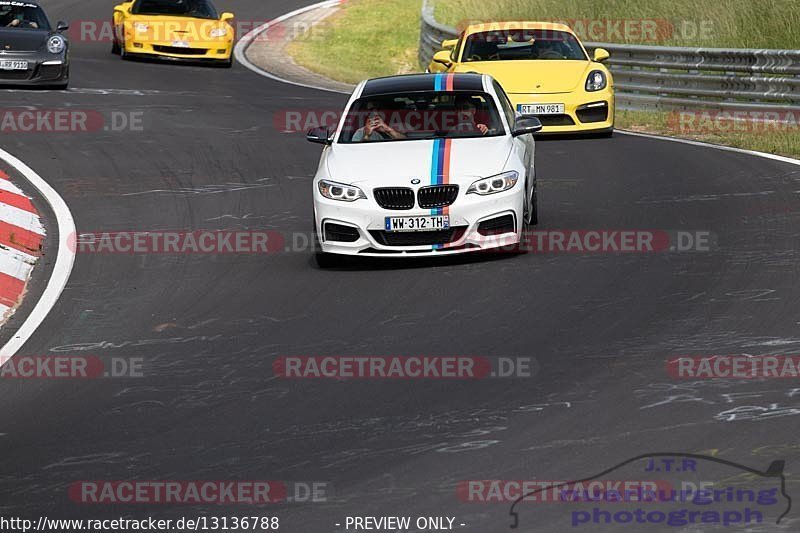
[0,60,28,70]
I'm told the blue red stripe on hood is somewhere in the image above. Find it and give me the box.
[430,74,456,250]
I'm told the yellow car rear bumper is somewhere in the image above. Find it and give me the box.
[508,88,615,134]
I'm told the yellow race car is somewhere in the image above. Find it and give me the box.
[112,0,234,67]
[428,22,614,135]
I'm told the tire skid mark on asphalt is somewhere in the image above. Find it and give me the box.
[120,181,275,196]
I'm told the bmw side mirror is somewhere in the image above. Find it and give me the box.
[220,12,235,22]
[56,21,69,32]
[307,127,332,145]
[512,116,542,136]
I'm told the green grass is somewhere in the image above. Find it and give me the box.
[288,0,800,158]
[435,0,800,49]
[617,110,800,159]
[287,0,420,85]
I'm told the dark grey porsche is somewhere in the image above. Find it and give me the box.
[0,0,69,88]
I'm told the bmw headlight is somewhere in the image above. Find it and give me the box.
[210,27,228,38]
[47,35,66,54]
[318,180,366,202]
[467,171,519,196]
[133,22,149,32]
[586,70,607,92]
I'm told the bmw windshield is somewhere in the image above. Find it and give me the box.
[463,29,587,61]
[338,91,506,144]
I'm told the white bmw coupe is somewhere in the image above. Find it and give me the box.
[307,73,541,265]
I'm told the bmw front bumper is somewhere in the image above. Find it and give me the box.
[314,184,525,256]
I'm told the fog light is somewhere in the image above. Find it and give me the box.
[133,43,143,48]
[217,49,226,54]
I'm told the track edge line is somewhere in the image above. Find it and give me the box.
[0,148,76,361]
[618,130,800,167]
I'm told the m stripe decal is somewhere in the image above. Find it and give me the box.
[430,74,455,250]
[433,73,456,92]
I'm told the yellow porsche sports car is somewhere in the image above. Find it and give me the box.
[112,0,234,67]
[428,22,614,135]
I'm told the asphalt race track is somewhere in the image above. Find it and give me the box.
[1,1,799,531]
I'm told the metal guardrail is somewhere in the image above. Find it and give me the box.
[419,0,800,115]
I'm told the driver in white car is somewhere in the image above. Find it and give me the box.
[454,96,489,135]
[352,102,406,142]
